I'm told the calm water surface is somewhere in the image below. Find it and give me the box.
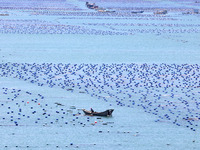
[0,0,200,149]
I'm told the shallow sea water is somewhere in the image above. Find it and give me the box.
[0,0,200,149]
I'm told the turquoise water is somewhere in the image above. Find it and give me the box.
[1,33,200,64]
[0,0,200,149]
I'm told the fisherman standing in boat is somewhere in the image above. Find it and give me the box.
[91,108,94,113]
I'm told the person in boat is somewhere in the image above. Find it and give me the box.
[90,108,94,113]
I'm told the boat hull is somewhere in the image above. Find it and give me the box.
[82,109,114,116]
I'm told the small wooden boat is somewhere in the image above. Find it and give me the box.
[154,10,167,15]
[131,11,144,14]
[86,2,96,9]
[82,109,114,116]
